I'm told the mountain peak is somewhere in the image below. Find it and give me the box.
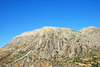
[79,26,100,35]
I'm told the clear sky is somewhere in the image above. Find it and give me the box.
[0,0,100,48]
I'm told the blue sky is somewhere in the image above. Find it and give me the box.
[0,0,100,47]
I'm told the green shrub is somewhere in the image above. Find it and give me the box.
[92,62,98,67]
[19,51,26,54]
[93,57,97,62]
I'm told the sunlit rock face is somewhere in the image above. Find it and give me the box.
[1,26,100,67]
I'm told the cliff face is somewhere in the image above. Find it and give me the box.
[1,26,100,67]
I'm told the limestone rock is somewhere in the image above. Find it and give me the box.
[1,26,100,67]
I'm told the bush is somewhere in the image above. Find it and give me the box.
[19,51,26,54]
[93,57,97,62]
[92,62,98,67]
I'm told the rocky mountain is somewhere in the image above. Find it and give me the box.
[0,26,100,67]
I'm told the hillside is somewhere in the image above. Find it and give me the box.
[0,26,100,67]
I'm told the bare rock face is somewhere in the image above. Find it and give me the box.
[79,26,100,48]
[1,26,100,67]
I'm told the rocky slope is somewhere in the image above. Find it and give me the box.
[0,26,100,67]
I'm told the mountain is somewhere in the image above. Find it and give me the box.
[0,26,100,67]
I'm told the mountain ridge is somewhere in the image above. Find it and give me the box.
[5,26,99,41]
